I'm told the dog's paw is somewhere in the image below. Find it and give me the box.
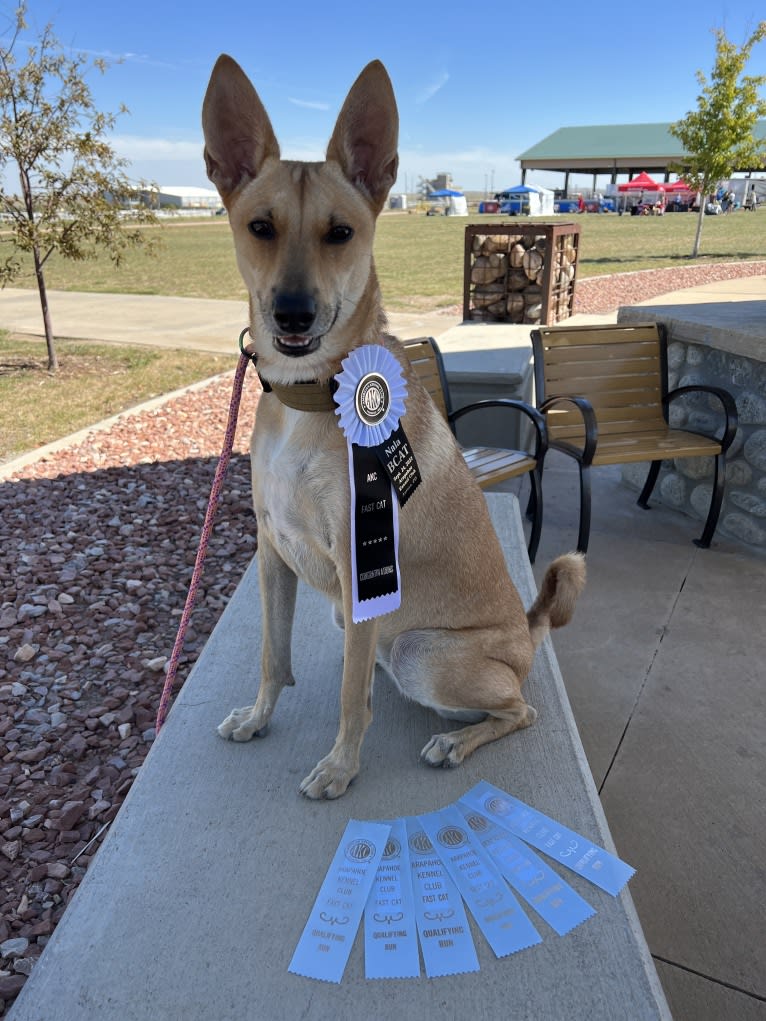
[299,757,356,800]
[217,706,270,742]
[420,733,466,768]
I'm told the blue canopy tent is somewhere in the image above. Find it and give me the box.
[494,184,554,215]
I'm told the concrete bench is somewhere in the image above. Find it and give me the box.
[9,493,670,1021]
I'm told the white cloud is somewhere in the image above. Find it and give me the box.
[89,134,541,195]
[397,143,520,191]
[111,135,203,161]
[416,72,449,105]
[288,97,331,111]
[280,136,326,161]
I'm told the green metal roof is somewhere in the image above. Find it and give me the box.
[519,124,684,161]
[518,121,766,173]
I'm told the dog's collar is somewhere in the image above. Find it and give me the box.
[260,376,338,412]
[239,331,338,412]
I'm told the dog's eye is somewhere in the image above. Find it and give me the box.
[249,220,275,240]
[325,225,354,244]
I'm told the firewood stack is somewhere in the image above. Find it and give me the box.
[463,223,580,325]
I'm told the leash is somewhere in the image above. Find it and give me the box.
[155,329,255,733]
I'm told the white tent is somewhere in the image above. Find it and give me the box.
[446,194,468,215]
[496,185,554,216]
[532,187,555,215]
[428,189,469,216]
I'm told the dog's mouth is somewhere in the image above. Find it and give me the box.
[273,334,321,358]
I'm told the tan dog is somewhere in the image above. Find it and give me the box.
[202,56,585,799]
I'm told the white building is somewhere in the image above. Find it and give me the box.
[143,186,222,210]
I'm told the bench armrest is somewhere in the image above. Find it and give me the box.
[539,395,598,466]
[448,398,548,461]
[665,385,738,453]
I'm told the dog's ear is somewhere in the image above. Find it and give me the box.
[202,54,280,204]
[326,61,399,214]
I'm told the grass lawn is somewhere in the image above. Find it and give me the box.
[4,210,764,312]
[0,333,237,463]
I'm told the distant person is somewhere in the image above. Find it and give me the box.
[744,186,758,212]
[577,194,585,213]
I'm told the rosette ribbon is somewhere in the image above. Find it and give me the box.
[334,345,410,622]
[334,344,408,446]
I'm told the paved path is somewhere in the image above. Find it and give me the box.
[3,275,763,352]
[1,287,462,350]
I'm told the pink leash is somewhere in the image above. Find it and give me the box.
[155,330,255,732]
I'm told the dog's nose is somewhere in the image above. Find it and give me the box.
[273,293,317,335]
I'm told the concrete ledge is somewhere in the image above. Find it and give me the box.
[9,493,670,1020]
[436,324,535,449]
[619,297,765,361]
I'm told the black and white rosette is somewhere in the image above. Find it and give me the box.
[334,345,420,622]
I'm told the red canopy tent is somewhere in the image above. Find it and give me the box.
[662,179,692,192]
[618,171,662,192]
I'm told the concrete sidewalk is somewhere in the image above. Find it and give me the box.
[2,275,763,355]
[521,453,766,1020]
[1,287,463,351]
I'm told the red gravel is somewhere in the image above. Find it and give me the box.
[573,258,766,314]
[0,375,262,1014]
[0,262,764,1014]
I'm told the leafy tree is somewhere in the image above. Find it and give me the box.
[670,22,766,258]
[0,3,158,371]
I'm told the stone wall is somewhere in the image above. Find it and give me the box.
[621,339,766,549]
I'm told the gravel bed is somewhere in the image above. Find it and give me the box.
[0,262,764,1013]
[572,258,766,313]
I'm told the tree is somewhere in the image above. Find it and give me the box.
[0,3,158,371]
[670,22,766,258]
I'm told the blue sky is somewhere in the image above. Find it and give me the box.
[4,0,765,195]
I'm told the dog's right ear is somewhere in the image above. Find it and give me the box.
[202,54,280,204]
[326,61,399,214]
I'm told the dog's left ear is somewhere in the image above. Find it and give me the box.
[326,61,399,214]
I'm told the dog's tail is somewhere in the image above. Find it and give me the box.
[526,552,586,649]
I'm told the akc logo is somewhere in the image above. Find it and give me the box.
[355,372,390,426]
[345,838,376,864]
[408,830,434,855]
[382,837,401,860]
[437,826,468,849]
[465,812,489,833]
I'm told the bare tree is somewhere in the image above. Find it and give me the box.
[670,22,766,258]
[0,3,158,370]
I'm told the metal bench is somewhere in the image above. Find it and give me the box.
[8,493,670,1021]
[402,336,546,562]
[531,321,738,553]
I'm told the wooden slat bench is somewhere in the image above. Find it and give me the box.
[531,322,738,553]
[8,493,671,1021]
[402,336,547,561]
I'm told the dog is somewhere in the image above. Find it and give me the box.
[202,56,585,799]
